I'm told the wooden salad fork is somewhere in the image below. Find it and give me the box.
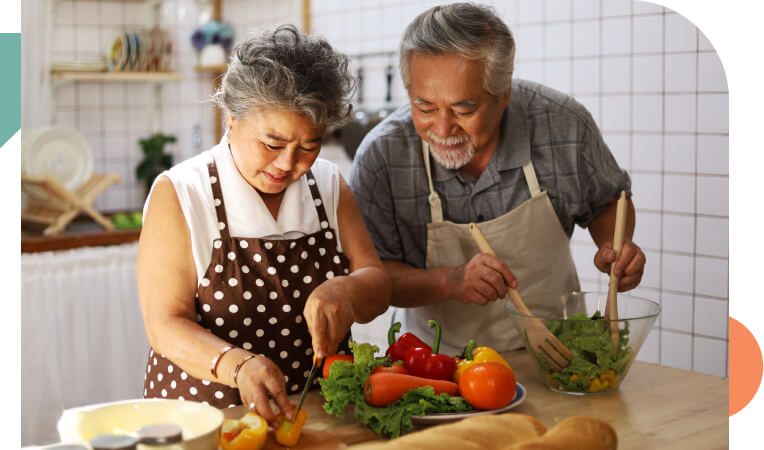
[468,223,572,371]
[605,191,629,350]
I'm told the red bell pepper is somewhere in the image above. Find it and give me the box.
[403,320,457,381]
[385,322,431,363]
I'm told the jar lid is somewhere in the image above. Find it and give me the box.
[90,434,139,450]
[136,423,183,445]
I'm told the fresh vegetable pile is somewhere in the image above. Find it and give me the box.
[538,311,633,393]
[319,320,518,438]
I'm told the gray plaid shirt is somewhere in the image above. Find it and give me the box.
[349,79,631,268]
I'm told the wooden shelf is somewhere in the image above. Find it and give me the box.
[50,71,182,83]
[195,65,227,73]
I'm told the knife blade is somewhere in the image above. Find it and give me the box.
[293,356,321,419]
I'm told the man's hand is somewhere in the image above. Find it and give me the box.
[593,239,646,291]
[303,279,355,359]
[450,253,517,305]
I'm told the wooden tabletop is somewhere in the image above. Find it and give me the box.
[242,349,728,450]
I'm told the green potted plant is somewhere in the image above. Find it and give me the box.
[136,132,176,196]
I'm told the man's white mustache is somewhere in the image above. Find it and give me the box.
[427,130,469,146]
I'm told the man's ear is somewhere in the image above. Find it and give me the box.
[500,86,512,109]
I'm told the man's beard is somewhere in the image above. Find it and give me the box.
[426,130,475,170]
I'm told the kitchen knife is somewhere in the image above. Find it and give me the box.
[294,356,321,419]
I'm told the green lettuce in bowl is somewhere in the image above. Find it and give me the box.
[506,292,660,395]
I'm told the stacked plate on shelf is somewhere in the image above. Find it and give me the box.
[110,28,173,72]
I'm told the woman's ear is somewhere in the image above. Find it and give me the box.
[226,114,236,131]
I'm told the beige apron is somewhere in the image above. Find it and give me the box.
[392,140,580,355]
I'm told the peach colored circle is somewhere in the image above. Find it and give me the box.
[729,317,763,415]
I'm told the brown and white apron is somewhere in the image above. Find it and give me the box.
[144,161,351,408]
[392,140,581,356]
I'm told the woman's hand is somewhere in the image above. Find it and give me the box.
[594,239,646,291]
[303,279,355,359]
[236,355,295,425]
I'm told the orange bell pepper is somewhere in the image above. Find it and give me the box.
[275,408,308,447]
[454,339,511,382]
[219,412,268,450]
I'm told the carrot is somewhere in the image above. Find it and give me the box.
[363,372,460,406]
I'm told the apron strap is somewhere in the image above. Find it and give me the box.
[522,161,542,197]
[421,140,444,223]
[207,159,231,240]
[303,170,331,226]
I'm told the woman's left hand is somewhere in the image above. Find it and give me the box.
[593,239,646,291]
[303,280,354,359]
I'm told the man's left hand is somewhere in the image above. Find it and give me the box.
[593,239,646,291]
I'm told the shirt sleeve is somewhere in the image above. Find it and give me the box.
[349,139,404,262]
[575,111,632,228]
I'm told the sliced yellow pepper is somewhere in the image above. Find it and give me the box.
[275,408,308,447]
[454,339,511,382]
[219,413,268,450]
[588,370,619,393]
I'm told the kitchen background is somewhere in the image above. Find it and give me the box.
[21,0,728,446]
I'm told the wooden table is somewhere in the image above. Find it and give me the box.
[236,350,728,449]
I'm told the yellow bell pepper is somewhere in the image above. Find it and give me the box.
[588,370,619,393]
[219,412,268,450]
[454,339,511,382]
[275,408,308,447]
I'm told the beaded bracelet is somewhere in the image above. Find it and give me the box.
[210,345,234,378]
[233,354,257,386]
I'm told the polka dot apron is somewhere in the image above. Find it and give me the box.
[144,160,351,408]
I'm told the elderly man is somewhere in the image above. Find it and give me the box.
[350,3,646,355]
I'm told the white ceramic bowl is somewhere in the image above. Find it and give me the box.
[57,398,223,450]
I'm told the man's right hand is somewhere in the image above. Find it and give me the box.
[449,253,518,305]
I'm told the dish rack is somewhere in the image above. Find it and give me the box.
[21,173,121,236]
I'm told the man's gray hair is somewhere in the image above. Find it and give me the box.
[399,3,515,97]
[213,25,354,131]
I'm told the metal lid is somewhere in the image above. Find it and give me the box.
[136,423,183,445]
[90,434,139,450]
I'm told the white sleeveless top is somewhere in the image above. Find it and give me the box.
[144,140,344,283]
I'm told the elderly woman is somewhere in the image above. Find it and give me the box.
[137,25,390,424]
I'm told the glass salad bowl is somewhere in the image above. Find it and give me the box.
[505,291,660,395]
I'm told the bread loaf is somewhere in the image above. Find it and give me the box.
[506,416,617,450]
[348,413,616,450]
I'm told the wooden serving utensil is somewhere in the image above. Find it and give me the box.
[468,223,572,371]
[605,191,628,349]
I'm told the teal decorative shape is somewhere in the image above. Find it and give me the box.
[0,34,20,148]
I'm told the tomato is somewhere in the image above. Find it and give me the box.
[371,363,408,375]
[458,362,516,410]
[322,354,354,379]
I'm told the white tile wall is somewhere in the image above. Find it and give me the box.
[661,331,692,370]
[664,134,696,173]
[662,213,695,253]
[693,336,727,377]
[661,293,693,333]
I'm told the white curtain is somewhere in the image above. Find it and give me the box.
[21,243,150,446]
[21,0,51,128]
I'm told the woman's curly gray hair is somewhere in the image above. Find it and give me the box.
[213,25,355,131]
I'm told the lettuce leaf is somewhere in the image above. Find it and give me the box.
[319,341,472,437]
[538,312,634,391]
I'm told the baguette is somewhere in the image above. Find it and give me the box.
[506,416,617,450]
[348,414,616,450]
[348,413,544,450]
